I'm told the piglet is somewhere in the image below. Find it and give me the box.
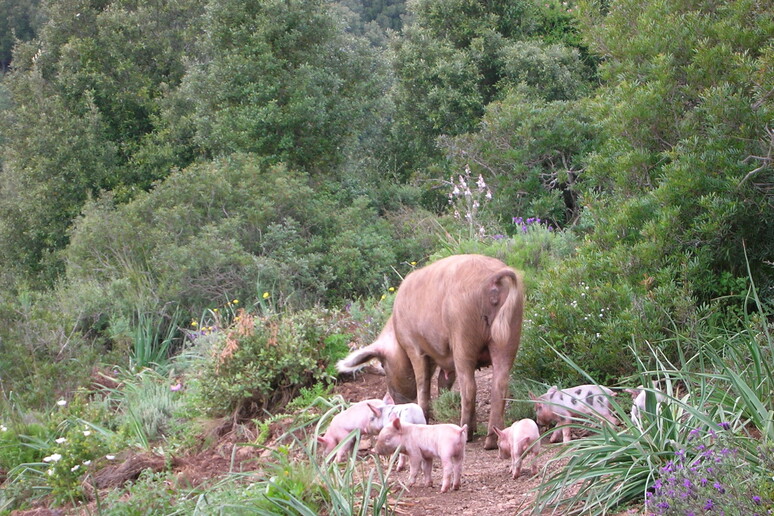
[624,385,666,428]
[375,418,467,493]
[494,419,541,478]
[317,396,389,462]
[530,384,619,443]
[365,394,426,471]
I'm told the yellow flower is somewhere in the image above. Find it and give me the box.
[191,320,198,327]
[262,292,270,299]
[388,287,395,292]
[410,261,417,266]
[380,294,386,301]
[233,299,239,304]
[213,308,219,312]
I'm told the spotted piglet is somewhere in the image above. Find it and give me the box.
[375,418,467,493]
[529,384,619,443]
[494,418,541,478]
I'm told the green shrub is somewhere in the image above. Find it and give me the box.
[190,309,340,418]
[431,391,461,425]
[98,469,192,516]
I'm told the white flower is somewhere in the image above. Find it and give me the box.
[43,453,62,463]
[106,454,116,460]
[71,464,80,472]
[1,425,7,432]
[83,430,91,437]
[83,460,91,466]
[56,399,67,407]
[55,437,67,444]
[47,469,54,476]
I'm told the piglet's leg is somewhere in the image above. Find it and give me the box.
[562,421,572,443]
[407,454,423,486]
[440,461,453,493]
[451,458,463,491]
[422,457,433,487]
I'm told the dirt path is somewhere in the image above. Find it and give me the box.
[334,368,562,516]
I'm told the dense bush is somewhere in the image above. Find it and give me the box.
[188,308,348,418]
[63,154,407,320]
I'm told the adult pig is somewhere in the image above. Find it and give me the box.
[337,254,525,449]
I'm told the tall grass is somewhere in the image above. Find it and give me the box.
[532,306,774,515]
[130,308,182,371]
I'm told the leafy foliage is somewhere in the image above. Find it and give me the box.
[190,309,337,418]
[188,0,389,173]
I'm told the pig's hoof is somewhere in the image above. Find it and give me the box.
[484,435,498,450]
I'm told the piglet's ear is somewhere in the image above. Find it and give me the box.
[383,392,394,405]
[367,403,381,417]
[494,427,504,438]
[391,417,402,430]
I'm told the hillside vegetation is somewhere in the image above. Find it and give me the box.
[0,0,772,513]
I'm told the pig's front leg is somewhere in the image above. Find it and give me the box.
[407,453,423,486]
[549,425,563,443]
[511,455,522,479]
[561,420,573,443]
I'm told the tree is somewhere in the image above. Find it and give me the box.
[0,0,205,285]
[578,0,774,302]
[188,0,389,174]
[387,0,596,177]
[0,0,42,72]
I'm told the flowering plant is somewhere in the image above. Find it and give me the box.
[646,424,773,515]
[446,165,492,240]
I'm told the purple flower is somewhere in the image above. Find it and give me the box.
[170,383,182,392]
[689,428,700,439]
[656,501,670,509]
[713,482,725,494]
[700,477,709,487]
[492,234,505,240]
[683,478,692,488]
[753,495,762,505]
[718,422,730,430]
[653,480,663,491]
[704,499,714,510]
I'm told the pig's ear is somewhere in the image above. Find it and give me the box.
[494,427,504,438]
[367,403,382,417]
[316,435,326,444]
[391,417,402,430]
[383,392,394,405]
